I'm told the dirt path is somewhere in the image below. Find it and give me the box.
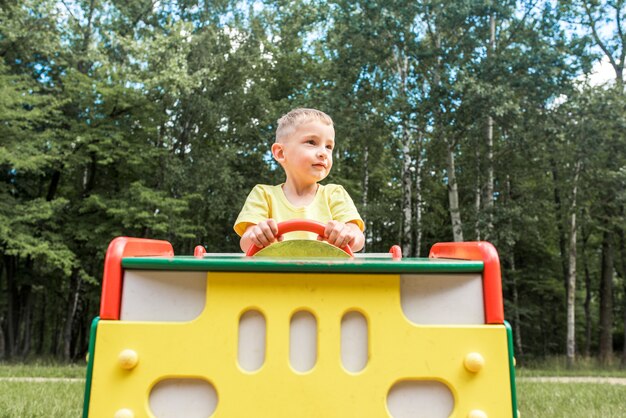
[2,376,626,385]
[517,376,626,385]
[0,377,84,383]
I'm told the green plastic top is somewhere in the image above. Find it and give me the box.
[121,255,484,274]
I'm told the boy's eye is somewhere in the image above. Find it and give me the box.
[326,145,333,150]
[307,139,316,145]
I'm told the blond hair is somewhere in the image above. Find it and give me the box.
[275,108,334,142]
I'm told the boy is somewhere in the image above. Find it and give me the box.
[234,108,365,253]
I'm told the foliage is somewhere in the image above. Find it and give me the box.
[0,0,624,363]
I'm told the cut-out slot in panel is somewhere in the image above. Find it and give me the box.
[341,311,368,373]
[289,311,317,372]
[149,378,217,418]
[238,310,266,372]
[387,380,454,418]
[120,270,207,321]
[400,274,484,324]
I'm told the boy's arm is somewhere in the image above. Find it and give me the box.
[239,219,282,252]
[322,220,365,252]
[325,185,365,251]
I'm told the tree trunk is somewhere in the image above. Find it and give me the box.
[619,206,626,366]
[0,319,3,359]
[63,268,82,361]
[362,145,369,253]
[510,251,524,361]
[506,176,523,360]
[36,291,47,356]
[550,159,569,299]
[82,153,98,197]
[394,48,412,256]
[53,303,62,358]
[474,145,481,241]
[414,133,423,257]
[583,3,625,89]
[0,257,5,359]
[599,229,614,364]
[566,161,581,368]
[19,285,33,358]
[401,130,412,256]
[581,220,592,358]
[622,247,626,366]
[429,29,462,242]
[76,0,96,75]
[4,255,18,359]
[484,13,495,240]
[446,141,463,242]
[46,170,61,201]
[484,115,494,239]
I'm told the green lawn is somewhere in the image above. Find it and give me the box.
[517,381,626,418]
[516,355,626,378]
[1,362,625,417]
[0,362,87,417]
[0,380,84,418]
[0,361,87,378]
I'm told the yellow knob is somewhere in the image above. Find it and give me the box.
[118,349,139,370]
[114,408,134,418]
[464,352,485,373]
[468,410,487,418]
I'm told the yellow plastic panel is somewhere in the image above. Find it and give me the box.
[254,240,350,258]
[88,272,513,417]
[149,378,217,418]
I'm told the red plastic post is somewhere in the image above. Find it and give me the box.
[194,245,206,258]
[389,245,402,260]
[429,241,504,324]
[100,237,174,320]
[245,219,353,257]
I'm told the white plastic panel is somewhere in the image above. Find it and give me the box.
[341,311,368,373]
[400,274,484,325]
[238,310,266,372]
[120,270,207,321]
[149,378,217,418]
[289,311,317,373]
[387,380,454,418]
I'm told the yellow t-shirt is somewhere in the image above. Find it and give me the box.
[234,184,364,240]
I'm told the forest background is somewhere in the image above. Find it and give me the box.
[0,0,625,368]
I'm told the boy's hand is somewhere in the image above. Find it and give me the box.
[241,219,283,251]
[320,220,365,252]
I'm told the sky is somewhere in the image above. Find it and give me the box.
[588,57,618,86]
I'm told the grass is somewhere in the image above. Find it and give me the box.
[0,380,84,418]
[0,360,625,417]
[0,361,87,378]
[515,356,626,417]
[0,361,87,417]
[516,355,626,378]
[517,381,626,418]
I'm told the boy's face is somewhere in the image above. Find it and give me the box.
[272,120,335,185]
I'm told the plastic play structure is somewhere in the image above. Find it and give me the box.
[83,219,518,418]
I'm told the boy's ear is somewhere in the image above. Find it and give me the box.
[271,143,285,163]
